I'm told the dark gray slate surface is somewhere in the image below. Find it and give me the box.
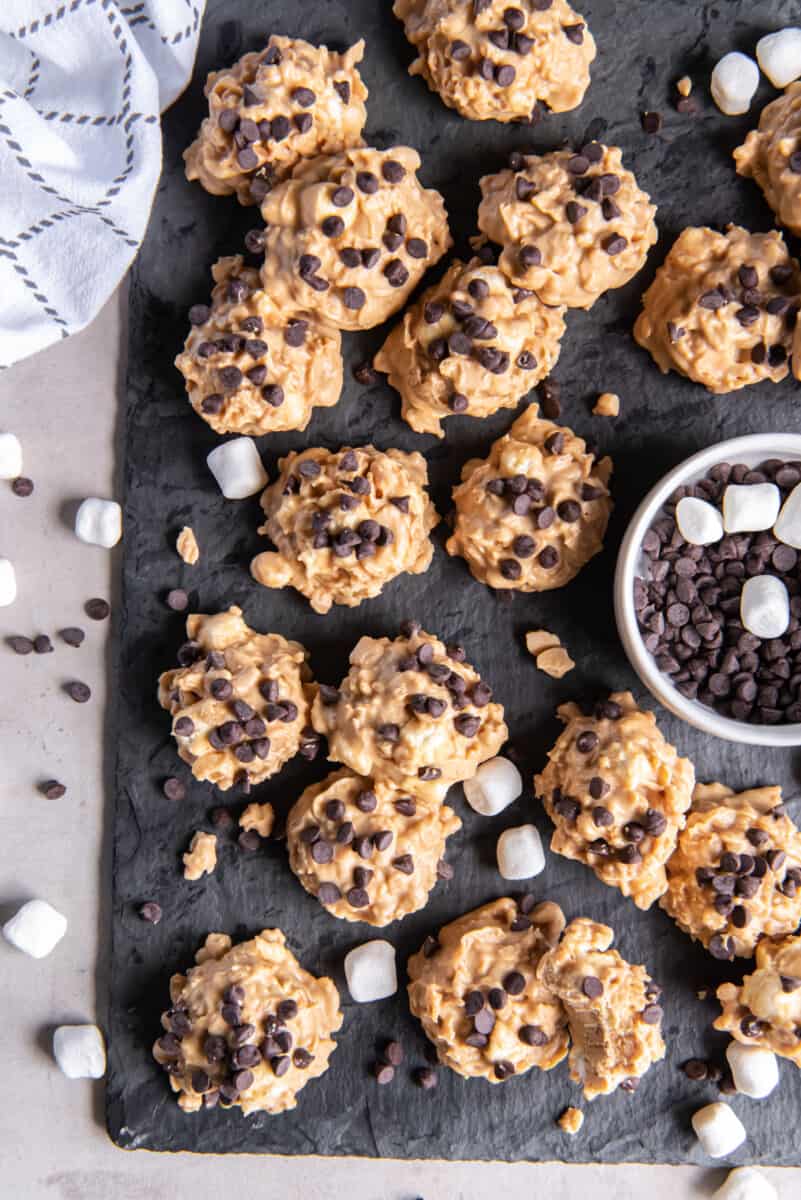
[109,0,801,1163]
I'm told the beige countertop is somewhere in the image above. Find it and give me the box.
[0,286,793,1199]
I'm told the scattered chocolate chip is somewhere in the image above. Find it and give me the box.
[12,476,33,497]
[641,111,662,134]
[85,598,110,621]
[139,901,162,924]
[41,779,66,799]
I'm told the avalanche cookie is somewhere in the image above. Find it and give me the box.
[537,917,666,1098]
[715,933,801,1066]
[184,35,367,206]
[445,404,612,591]
[258,145,452,330]
[250,445,438,613]
[634,225,801,393]
[175,255,342,436]
[310,623,508,793]
[393,0,595,124]
[286,767,461,925]
[157,606,313,791]
[152,929,342,1114]
[534,692,695,910]
[374,257,566,437]
[407,897,569,1082]
[662,782,801,961]
[735,83,801,239]
[478,144,657,308]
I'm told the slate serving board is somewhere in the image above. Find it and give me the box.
[108,0,801,1163]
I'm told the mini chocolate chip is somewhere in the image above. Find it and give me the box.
[85,598,110,621]
[582,976,603,999]
[65,680,91,703]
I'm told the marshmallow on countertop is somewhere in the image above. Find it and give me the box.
[722,483,781,533]
[0,432,23,479]
[691,1101,747,1158]
[740,574,790,639]
[774,482,801,549]
[712,1167,778,1200]
[53,1025,106,1079]
[726,1041,779,1099]
[463,757,522,817]
[676,496,725,546]
[497,824,545,880]
[0,557,17,606]
[344,940,397,1003]
[757,28,801,89]
[75,497,122,548]
[711,52,760,116]
[2,898,67,958]
[207,437,268,500]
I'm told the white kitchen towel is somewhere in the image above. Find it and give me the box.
[0,0,206,369]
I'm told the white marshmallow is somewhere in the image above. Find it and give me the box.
[75,497,122,548]
[497,824,545,880]
[711,52,760,116]
[712,1166,778,1200]
[774,482,801,548]
[0,557,17,606]
[722,483,781,533]
[740,574,790,639]
[463,756,522,816]
[726,1041,779,1099]
[676,496,724,546]
[692,1102,747,1158]
[0,432,23,479]
[2,898,67,958]
[207,437,268,500]
[757,28,801,89]
[53,1024,106,1079]
[344,939,397,1003]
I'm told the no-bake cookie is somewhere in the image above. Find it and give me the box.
[715,932,801,1066]
[407,897,569,1082]
[633,224,801,393]
[258,145,452,330]
[310,623,508,793]
[537,917,665,1098]
[153,929,342,1114]
[250,444,438,613]
[477,144,657,308]
[158,606,313,791]
[393,0,595,124]
[445,404,613,591]
[735,82,801,239]
[184,35,368,205]
[534,692,695,910]
[374,257,566,437]
[286,767,461,925]
[175,256,342,436]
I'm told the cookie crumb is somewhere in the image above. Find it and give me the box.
[239,801,275,838]
[525,629,575,678]
[182,831,217,880]
[558,1106,584,1135]
[676,75,692,97]
[593,392,620,417]
[176,525,200,565]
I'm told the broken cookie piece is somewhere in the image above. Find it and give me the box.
[557,1105,584,1134]
[593,392,620,417]
[715,932,801,1066]
[239,802,275,839]
[525,629,574,678]
[183,831,218,881]
[176,526,200,565]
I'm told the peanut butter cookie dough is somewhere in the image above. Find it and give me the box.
[633,224,801,393]
[374,257,566,437]
[286,767,461,925]
[153,929,342,1114]
[407,897,569,1082]
[534,692,695,910]
[537,917,666,1098]
[445,404,612,591]
[477,143,657,309]
[310,622,508,793]
[393,0,595,124]
[157,606,313,792]
[258,145,452,331]
[250,445,438,613]
[184,35,368,206]
[662,782,801,961]
[175,256,342,436]
[735,82,801,239]
[716,933,801,1066]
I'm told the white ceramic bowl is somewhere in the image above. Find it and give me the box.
[614,433,801,747]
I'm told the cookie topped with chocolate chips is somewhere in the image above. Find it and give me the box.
[735,82,801,240]
[715,931,801,1066]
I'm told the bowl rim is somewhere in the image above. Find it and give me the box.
[614,432,801,747]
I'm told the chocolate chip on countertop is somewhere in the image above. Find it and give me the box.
[12,476,34,497]
[85,598,110,621]
[139,901,162,924]
[166,589,189,612]
[163,777,186,802]
[8,635,34,655]
[373,1062,395,1085]
[41,779,66,799]
[65,680,91,703]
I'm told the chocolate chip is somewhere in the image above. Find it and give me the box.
[641,111,662,134]
[603,233,628,256]
[384,259,409,288]
[65,680,91,703]
[85,598,110,621]
[519,244,542,269]
[582,976,603,999]
[318,882,341,906]
[356,171,379,194]
[563,22,584,43]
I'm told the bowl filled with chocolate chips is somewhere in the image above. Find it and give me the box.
[615,433,801,746]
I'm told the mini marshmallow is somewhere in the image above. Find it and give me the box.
[0,557,17,606]
[774,482,801,549]
[463,756,522,817]
[712,1167,778,1200]
[207,437,268,500]
[757,28,801,89]
[2,898,67,958]
[676,496,724,546]
[75,497,122,548]
[0,432,23,479]
[344,939,397,1003]
[497,824,545,880]
[741,574,790,639]
[692,1102,747,1158]
[726,1041,779,1099]
[53,1024,106,1079]
[722,483,781,533]
[711,52,760,116]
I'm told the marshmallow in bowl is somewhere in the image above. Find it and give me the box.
[0,557,17,606]
[757,28,801,89]
[740,574,790,639]
[774,482,801,548]
[712,1167,778,1200]
[206,437,268,499]
[75,497,122,548]
[0,432,23,479]
[344,939,397,1002]
[722,483,781,533]
[725,1041,779,1099]
[496,824,545,880]
[53,1024,106,1079]
[675,496,724,545]
[691,1101,747,1157]
[711,52,759,116]
[463,756,522,817]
